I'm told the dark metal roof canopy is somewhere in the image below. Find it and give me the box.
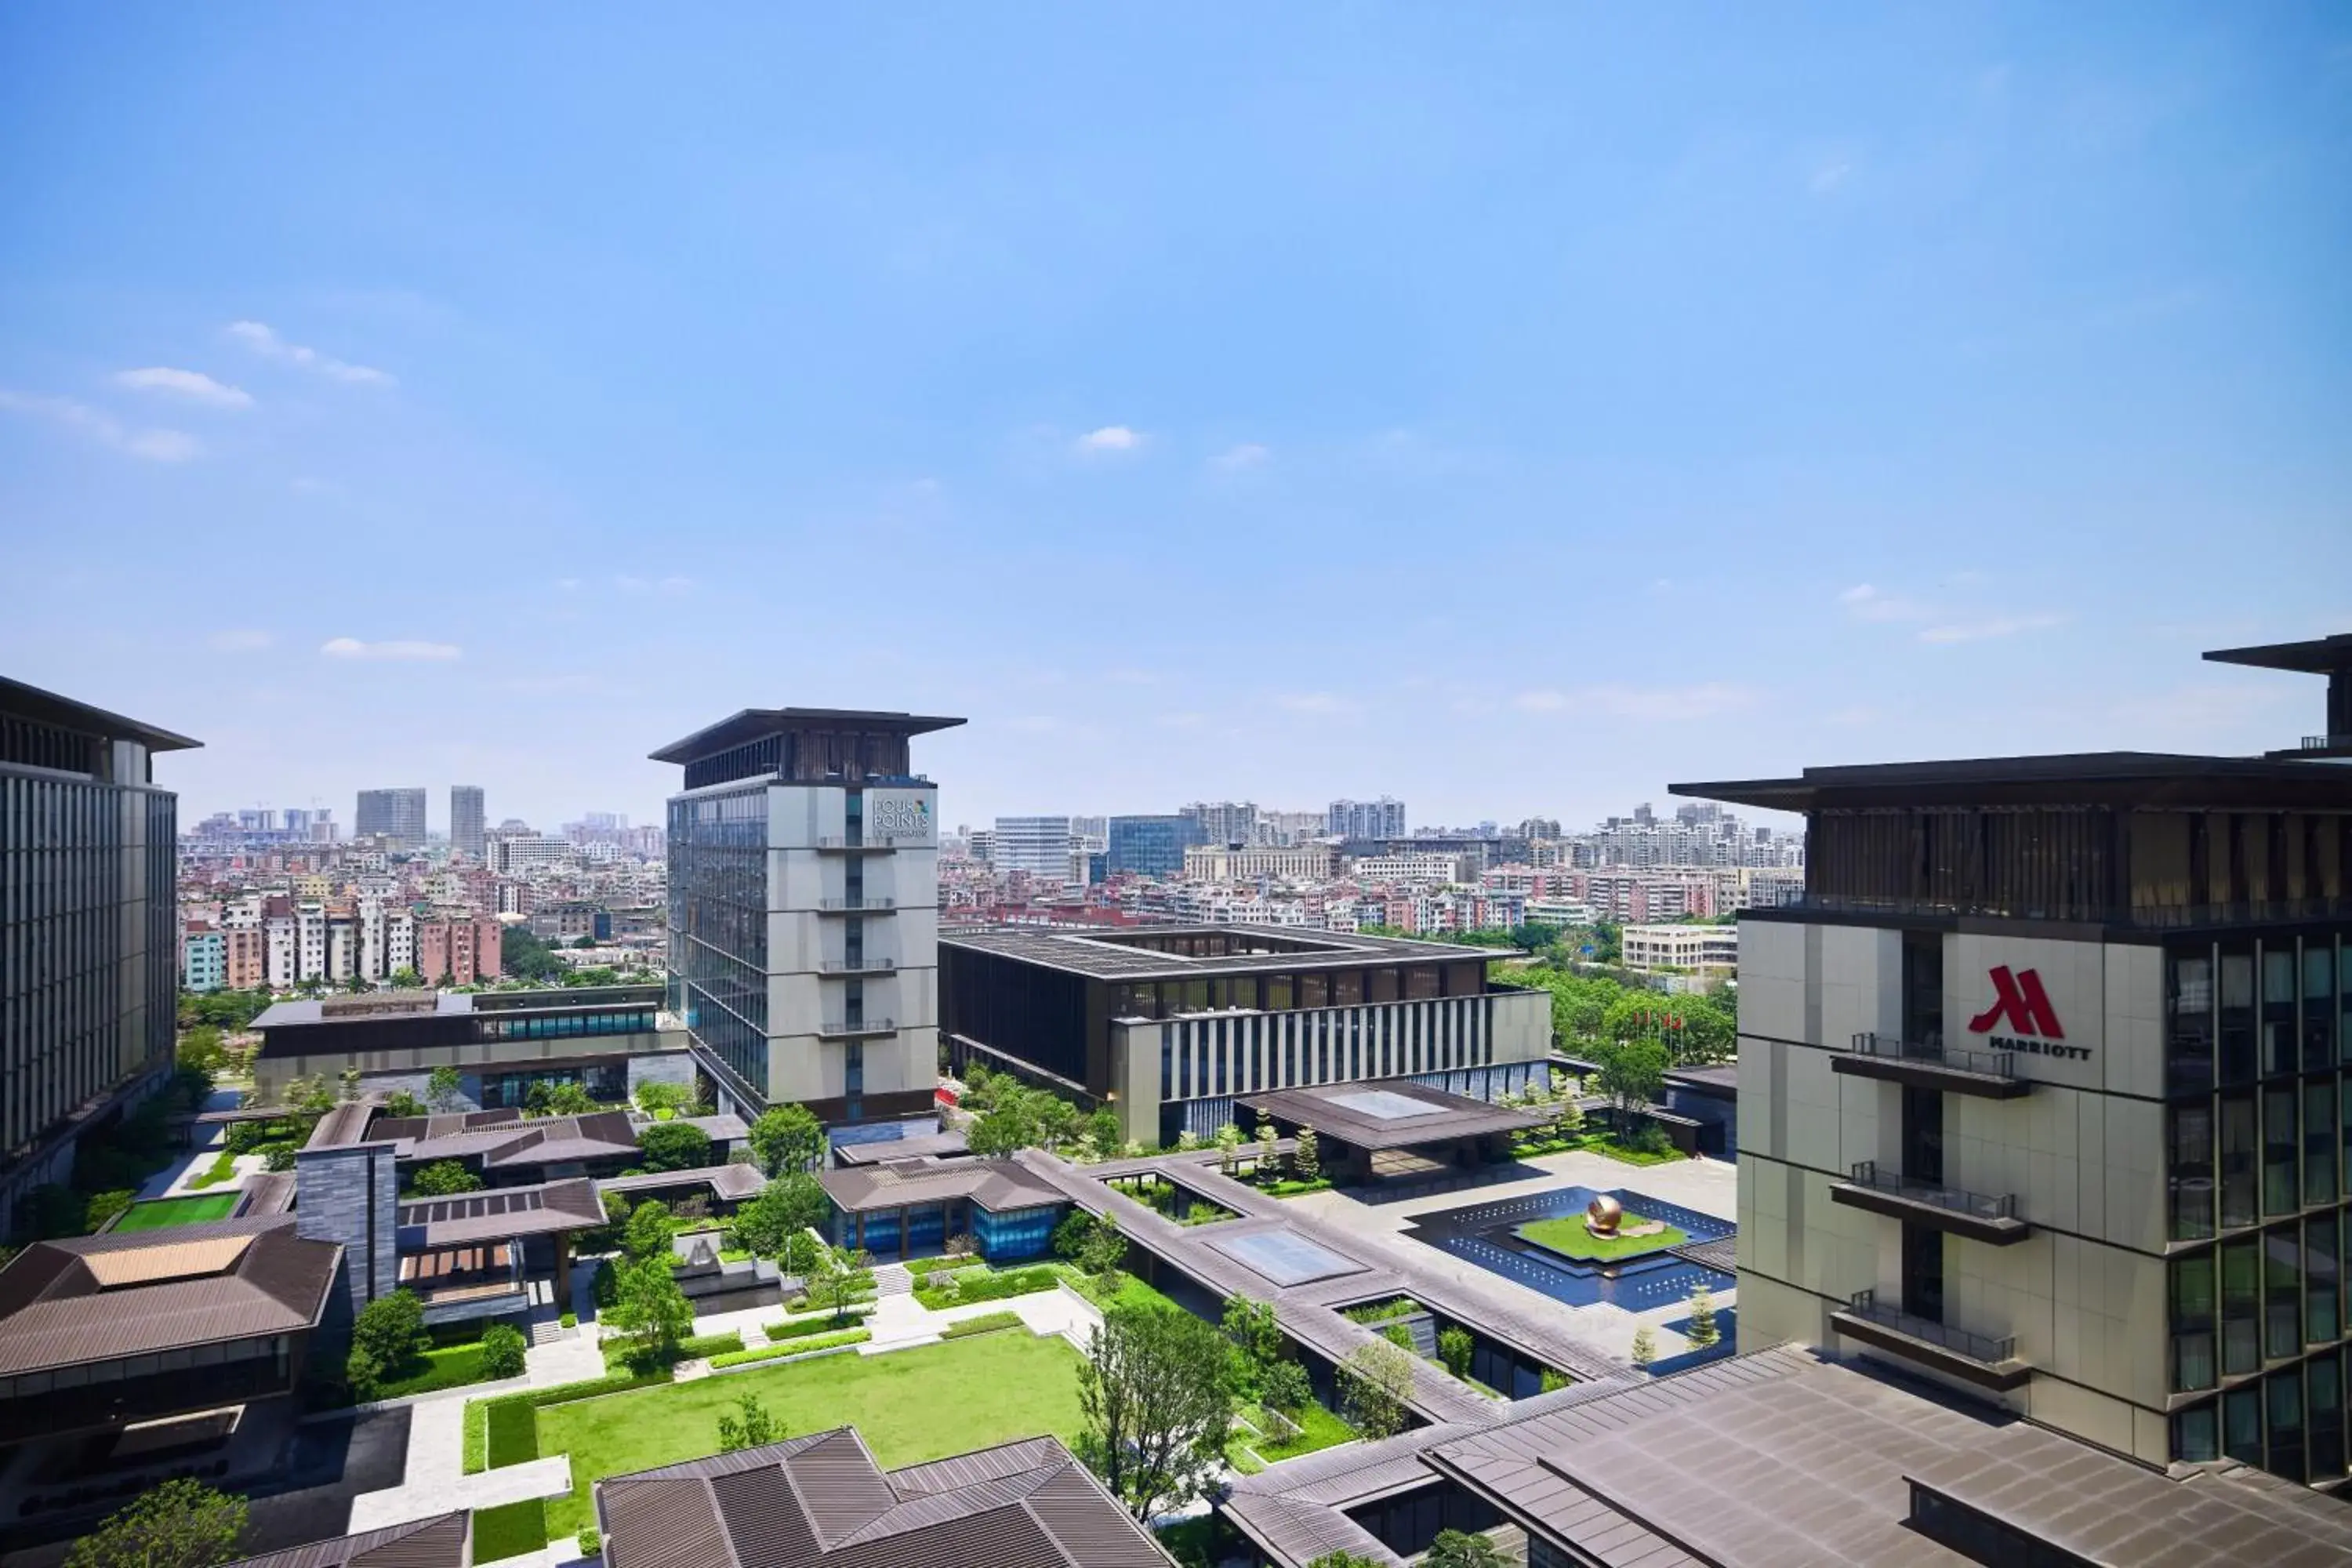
[2205,630,2352,757]
[1,673,201,754]
[1671,750,2352,815]
[648,706,966,764]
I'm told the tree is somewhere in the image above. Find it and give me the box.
[1630,1325,1657,1368]
[727,1174,829,1258]
[1076,1305,1236,1523]
[1213,1122,1243,1175]
[1337,1338,1415,1439]
[748,1103,825,1175]
[1291,1127,1319,1183]
[1438,1326,1474,1379]
[383,1090,426,1119]
[1221,1297,1284,1399]
[1685,1284,1719,1351]
[1592,1037,1668,1126]
[1034,1095,1081,1151]
[480,1322,527,1378]
[1084,1106,1122,1155]
[351,1289,426,1371]
[65,1478,247,1568]
[1305,1556,1385,1568]
[717,1391,780,1451]
[408,1160,480,1197]
[637,1121,712,1173]
[967,1090,1039,1156]
[426,1065,464,1113]
[389,967,423,989]
[622,1199,677,1260]
[1254,1116,1279,1173]
[284,1074,335,1116]
[604,1255,695,1366]
[805,1243,872,1325]
[635,1080,695,1116]
[1425,1530,1510,1568]
[1260,1359,1312,1417]
[544,1080,599,1116]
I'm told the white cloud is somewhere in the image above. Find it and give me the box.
[1837,583,1933,623]
[613,574,694,596]
[114,367,252,408]
[0,389,201,462]
[225,321,394,386]
[1811,160,1854,194]
[1076,425,1142,452]
[1273,691,1359,715]
[1511,684,1755,721]
[1211,442,1269,470]
[1918,613,2067,644]
[207,629,274,652]
[319,637,460,662]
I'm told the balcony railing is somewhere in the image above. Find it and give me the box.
[818,897,897,911]
[1835,1033,2029,1098]
[1785,892,2352,929]
[2298,735,2352,753]
[814,836,906,851]
[818,958,897,974]
[1850,1033,2016,1077]
[1842,1162,2021,1225]
[1842,1289,2016,1366]
[818,1018,897,1039]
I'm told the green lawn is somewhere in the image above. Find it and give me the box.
[1245,1398,1356,1465]
[187,1151,240,1190]
[114,1193,240,1230]
[373,1341,497,1400]
[471,1499,548,1564]
[1515,1214,1688,1261]
[1069,1268,1181,1316]
[532,1330,1087,1537]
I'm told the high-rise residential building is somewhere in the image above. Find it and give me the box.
[450,784,486,858]
[1106,814,1207,878]
[1181,800,1259,848]
[991,815,1073,879]
[0,677,194,1234]
[655,706,964,1131]
[1328,796,1407,839]
[1672,630,2352,1486]
[355,786,427,848]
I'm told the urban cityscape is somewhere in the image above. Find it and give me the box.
[2,9,2347,1568]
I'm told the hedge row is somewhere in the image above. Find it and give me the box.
[601,1330,745,1371]
[761,1306,876,1342]
[902,1254,984,1277]
[709,1328,872,1368]
[912,1265,1058,1309]
[940,1312,1025,1341]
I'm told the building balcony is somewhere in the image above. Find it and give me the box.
[1833,1033,2032,1098]
[817,897,897,913]
[817,1018,897,1040]
[812,837,900,852]
[1830,1161,2029,1245]
[817,958,897,974]
[1831,1290,2032,1392]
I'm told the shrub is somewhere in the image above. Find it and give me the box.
[345,1345,384,1403]
[762,1305,875,1341]
[1539,1368,1571,1392]
[707,1328,871,1367]
[942,1310,1024,1340]
[575,1526,601,1560]
[1261,1359,1312,1416]
[637,1121,712,1173]
[383,1091,426,1119]
[82,1189,136,1231]
[559,1311,577,1330]
[1439,1326,1473,1378]
[409,1160,481,1197]
[480,1323,528,1379]
[353,1289,426,1369]
[260,1141,299,1171]
[913,1264,1056,1308]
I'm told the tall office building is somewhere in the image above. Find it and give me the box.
[990,815,1073,879]
[355,786,427,848]
[1106,814,1207,878]
[0,677,195,1234]
[1329,796,1407,840]
[1672,630,2352,1486]
[655,706,964,1131]
[450,784,486,858]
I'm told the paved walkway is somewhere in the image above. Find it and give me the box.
[1287,1149,1738,1364]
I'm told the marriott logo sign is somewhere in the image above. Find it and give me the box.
[1966,966,2092,1062]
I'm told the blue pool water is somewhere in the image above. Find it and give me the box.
[1402,1185,1734,1310]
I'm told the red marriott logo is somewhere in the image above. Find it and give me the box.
[1968,966,2063,1037]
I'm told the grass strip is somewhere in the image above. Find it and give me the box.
[470,1499,548,1564]
[707,1328,871,1367]
[762,1308,876,1341]
[940,1311,1024,1340]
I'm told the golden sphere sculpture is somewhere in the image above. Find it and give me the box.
[1585,1194,1624,1237]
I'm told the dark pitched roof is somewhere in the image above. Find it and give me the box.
[819,1157,1066,1216]
[596,1428,1168,1568]
[0,673,201,753]
[398,1177,608,1246]
[649,708,967,764]
[599,1163,771,1203]
[1236,1081,1548,1151]
[834,1130,970,1166]
[216,1512,469,1568]
[369,1108,641,1167]
[1670,750,2352,813]
[0,1215,341,1375]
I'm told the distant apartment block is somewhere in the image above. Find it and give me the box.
[354,786,427,848]
[1184,844,1338,882]
[1,677,193,1235]
[417,916,503,986]
[1328,795,1406,839]
[990,815,1073,879]
[485,832,573,874]
[182,925,227,992]
[1620,922,1739,975]
[450,783,485,858]
[1349,851,1473,885]
[1181,800,1260,848]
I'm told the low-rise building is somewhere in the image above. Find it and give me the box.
[1183,844,1338,882]
[183,924,227,991]
[1620,922,1739,976]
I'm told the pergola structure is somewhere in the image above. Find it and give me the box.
[394,1178,605,1323]
[1236,1080,1548,1184]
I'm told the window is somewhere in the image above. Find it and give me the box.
[1902,1222,1945,1324]
[2220,950,2256,1087]
[2309,1217,2341,1346]
[2222,1385,2263,1466]
[2263,948,2299,1076]
[2166,950,2213,1098]
[2220,1238,2260,1377]
[2311,1355,2347,1479]
[2266,1226,2303,1362]
[2172,1402,2219,1465]
[2169,1251,2217,1392]
[2307,1080,2338,1207]
[2219,1094,2258,1230]
[2306,944,2337,1071]
[2268,1367,2307,1483]
[2169,1103,2214,1241]
[2263,1086,2299,1217]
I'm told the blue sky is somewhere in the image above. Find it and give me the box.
[2,6,2346,835]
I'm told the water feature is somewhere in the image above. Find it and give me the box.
[1401,1184,1733,1311]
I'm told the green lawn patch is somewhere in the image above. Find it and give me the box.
[1245,1399,1356,1464]
[463,1401,489,1474]
[187,1151,239,1190]
[532,1330,1087,1537]
[941,1311,1024,1340]
[1514,1214,1688,1261]
[601,1330,743,1371]
[471,1499,548,1564]
[1069,1269,1181,1316]
[903,1254,985,1276]
[763,1306,876,1341]
[486,1397,541,1467]
[113,1193,239,1231]
[1253,1176,1332,1198]
[373,1341,496,1400]
[1340,1298,1422,1326]
[912,1264,1058,1309]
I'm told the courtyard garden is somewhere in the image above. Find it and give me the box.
[499,1329,1090,1538]
[1515,1212,1689,1261]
